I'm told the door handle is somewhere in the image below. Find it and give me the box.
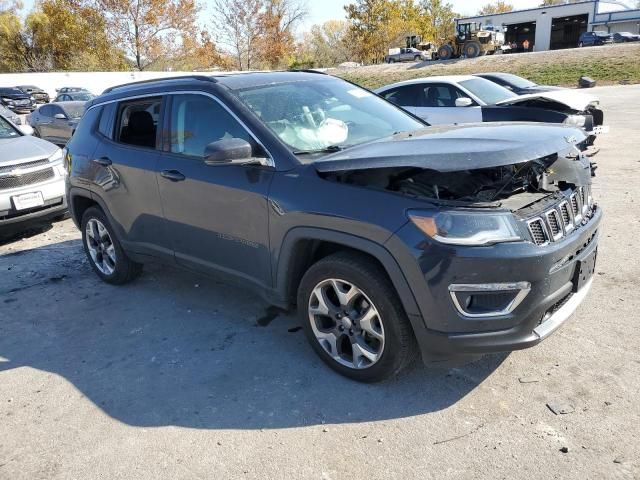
[93,157,112,167]
[160,169,185,182]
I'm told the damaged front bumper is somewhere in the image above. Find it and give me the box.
[387,203,602,363]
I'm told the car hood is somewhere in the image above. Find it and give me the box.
[496,89,599,111]
[314,122,586,173]
[0,135,59,164]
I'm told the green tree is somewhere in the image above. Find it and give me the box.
[420,0,457,44]
[478,1,513,15]
[301,19,351,67]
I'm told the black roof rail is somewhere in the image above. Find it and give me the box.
[102,75,218,94]
[287,69,328,75]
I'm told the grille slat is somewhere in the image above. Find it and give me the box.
[528,218,548,245]
[0,168,55,190]
[0,158,49,174]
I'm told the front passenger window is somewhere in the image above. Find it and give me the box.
[169,94,253,158]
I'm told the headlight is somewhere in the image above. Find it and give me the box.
[408,210,523,246]
[564,115,586,127]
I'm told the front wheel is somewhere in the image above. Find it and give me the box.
[578,42,584,48]
[298,252,416,382]
[81,207,142,284]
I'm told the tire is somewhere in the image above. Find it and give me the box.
[437,44,453,60]
[578,42,584,48]
[81,206,142,285]
[32,127,41,138]
[464,41,481,58]
[297,252,417,382]
[414,55,421,62]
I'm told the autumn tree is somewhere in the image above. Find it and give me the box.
[0,0,127,72]
[211,0,263,70]
[95,0,199,71]
[478,1,513,15]
[306,20,351,67]
[256,0,307,69]
[420,0,457,44]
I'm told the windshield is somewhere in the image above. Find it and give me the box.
[62,104,85,119]
[0,116,20,139]
[459,78,517,105]
[72,93,94,101]
[234,78,424,154]
[494,73,536,89]
[0,88,24,95]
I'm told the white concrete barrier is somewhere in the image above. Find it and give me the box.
[0,71,207,98]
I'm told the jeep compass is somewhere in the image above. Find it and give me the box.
[65,72,601,382]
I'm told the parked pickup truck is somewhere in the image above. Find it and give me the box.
[385,47,429,63]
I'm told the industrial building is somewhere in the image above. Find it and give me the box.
[456,0,640,52]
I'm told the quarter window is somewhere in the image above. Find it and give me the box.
[116,97,161,149]
[169,94,253,158]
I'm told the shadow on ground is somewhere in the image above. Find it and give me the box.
[0,239,507,430]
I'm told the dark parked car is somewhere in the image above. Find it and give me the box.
[0,87,35,113]
[54,92,95,102]
[474,72,564,95]
[17,85,50,104]
[612,31,640,43]
[578,31,612,47]
[28,101,85,146]
[65,72,601,382]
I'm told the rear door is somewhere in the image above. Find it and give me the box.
[156,92,274,288]
[413,83,483,124]
[89,96,170,258]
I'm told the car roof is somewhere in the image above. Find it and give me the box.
[88,71,332,108]
[375,75,477,91]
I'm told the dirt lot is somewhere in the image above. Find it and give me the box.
[1,85,639,479]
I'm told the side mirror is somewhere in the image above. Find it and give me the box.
[204,138,253,165]
[54,113,67,120]
[19,124,34,135]
[455,97,473,107]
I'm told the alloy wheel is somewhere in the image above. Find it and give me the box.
[308,278,385,369]
[85,218,117,275]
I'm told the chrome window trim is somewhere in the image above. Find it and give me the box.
[86,90,275,168]
[448,282,532,318]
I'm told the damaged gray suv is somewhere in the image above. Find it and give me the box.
[65,72,601,382]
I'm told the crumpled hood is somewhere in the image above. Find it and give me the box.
[496,89,599,111]
[0,135,59,165]
[314,122,586,173]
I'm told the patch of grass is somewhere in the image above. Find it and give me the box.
[334,43,640,90]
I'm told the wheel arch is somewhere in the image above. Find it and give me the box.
[275,228,421,319]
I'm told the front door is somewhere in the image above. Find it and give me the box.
[156,93,273,289]
[413,83,483,125]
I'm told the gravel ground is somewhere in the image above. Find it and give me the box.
[1,85,639,479]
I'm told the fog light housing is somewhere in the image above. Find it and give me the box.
[448,282,531,318]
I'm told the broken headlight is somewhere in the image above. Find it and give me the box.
[408,210,522,246]
[564,115,586,127]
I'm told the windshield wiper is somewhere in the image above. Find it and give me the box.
[293,145,345,155]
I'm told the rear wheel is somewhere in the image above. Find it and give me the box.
[81,207,142,285]
[464,41,481,58]
[578,42,584,48]
[437,44,453,60]
[414,55,421,61]
[298,252,416,382]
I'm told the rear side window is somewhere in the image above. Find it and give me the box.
[115,97,161,149]
[168,94,252,158]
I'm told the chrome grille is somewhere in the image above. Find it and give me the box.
[0,158,49,174]
[0,168,55,190]
[527,218,548,245]
[526,189,595,245]
[545,209,563,240]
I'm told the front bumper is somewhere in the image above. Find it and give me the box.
[389,205,602,361]
[0,174,67,226]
